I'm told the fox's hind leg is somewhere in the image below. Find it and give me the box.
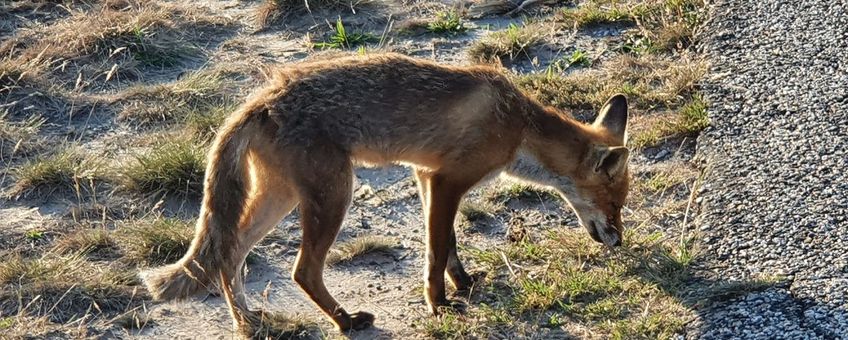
[229,191,298,309]
[288,147,373,331]
[414,168,474,291]
[446,229,474,291]
[220,150,300,331]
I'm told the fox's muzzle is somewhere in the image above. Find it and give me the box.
[587,221,622,247]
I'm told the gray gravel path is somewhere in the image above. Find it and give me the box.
[693,0,847,338]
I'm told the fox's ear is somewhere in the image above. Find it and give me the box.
[593,94,628,144]
[593,146,630,177]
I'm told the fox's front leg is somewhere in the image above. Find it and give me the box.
[420,172,478,314]
[415,168,474,292]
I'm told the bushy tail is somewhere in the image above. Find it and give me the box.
[142,109,259,301]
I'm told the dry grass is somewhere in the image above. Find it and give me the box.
[0,59,73,117]
[0,254,143,323]
[257,0,370,28]
[52,228,120,259]
[633,162,700,198]
[517,53,708,148]
[558,0,706,53]
[428,151,769,338]
[116,218,193,266]
[118,137,207,197]
[0,0,96,18]
[241,310,321,339]
[0,112,44,159]
[518,54,707,112]
[459,200,498,223]
[417,310,480,339]
[118,69,233,129]
[8,147,104,198]
[448,227,704,339]
[468,23,543,63]
[0,1,230,88]
[185,104,233,140]
[631,0,706,52]
[0,0,97,37]
[325,235,396,265]
[629,95,708,148]
[112,309,154,330]
[560,1,636,28]
[488,182,560,203]
[430,227,703,338]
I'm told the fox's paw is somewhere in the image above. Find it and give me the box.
[453,271,487,292]
[429,298,467,315]
[349,311,375,330]
[336,311,375,331]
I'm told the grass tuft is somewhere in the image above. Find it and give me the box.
[514,266,624,312]
[241,311,321,339]
[0,1,230,86]
[116,218,193,266]
[453,218,778,339]
[185,105,232,139]
[0,316,11,329]
[257,0,366,28]
[558,0,705,54]
[313,17,377,50]
[468,23,542,63]
[325,235,396,265]
[518,54,707,112]
[488,183,560,203]
[9,148,103,198]
[459,201,497,223]
[0,254,142,323]
[113,309,153,330]
[53,228,119,259]
[515,71,604,111]
[24,230,45,241]
[630,95,708,148]
[428,10,468,35]
[118,70,233,129]
[560,2,635,28]
[544,49,593,77]
[677,94,709,132]
[631,0,706,53]
[418,310,477,339]
[119,138,206,197]
[0,112,45,159]
[0,60,73,117]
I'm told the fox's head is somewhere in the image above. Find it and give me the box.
[506,94,632,246]
[511,94,631,246]
[567,94,630,246]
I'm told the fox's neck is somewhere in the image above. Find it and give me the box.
[503,104,594,198]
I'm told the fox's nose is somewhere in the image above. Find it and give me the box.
[608,233,622,246]
[587,221,603,243]
[588,221,622,247]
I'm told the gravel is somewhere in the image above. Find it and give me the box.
[691,0,848,338]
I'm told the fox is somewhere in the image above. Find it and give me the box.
[140,53,630,334]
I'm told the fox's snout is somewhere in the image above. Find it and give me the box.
[585,220,622,247]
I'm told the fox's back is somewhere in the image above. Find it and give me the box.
[261,54,529,166]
